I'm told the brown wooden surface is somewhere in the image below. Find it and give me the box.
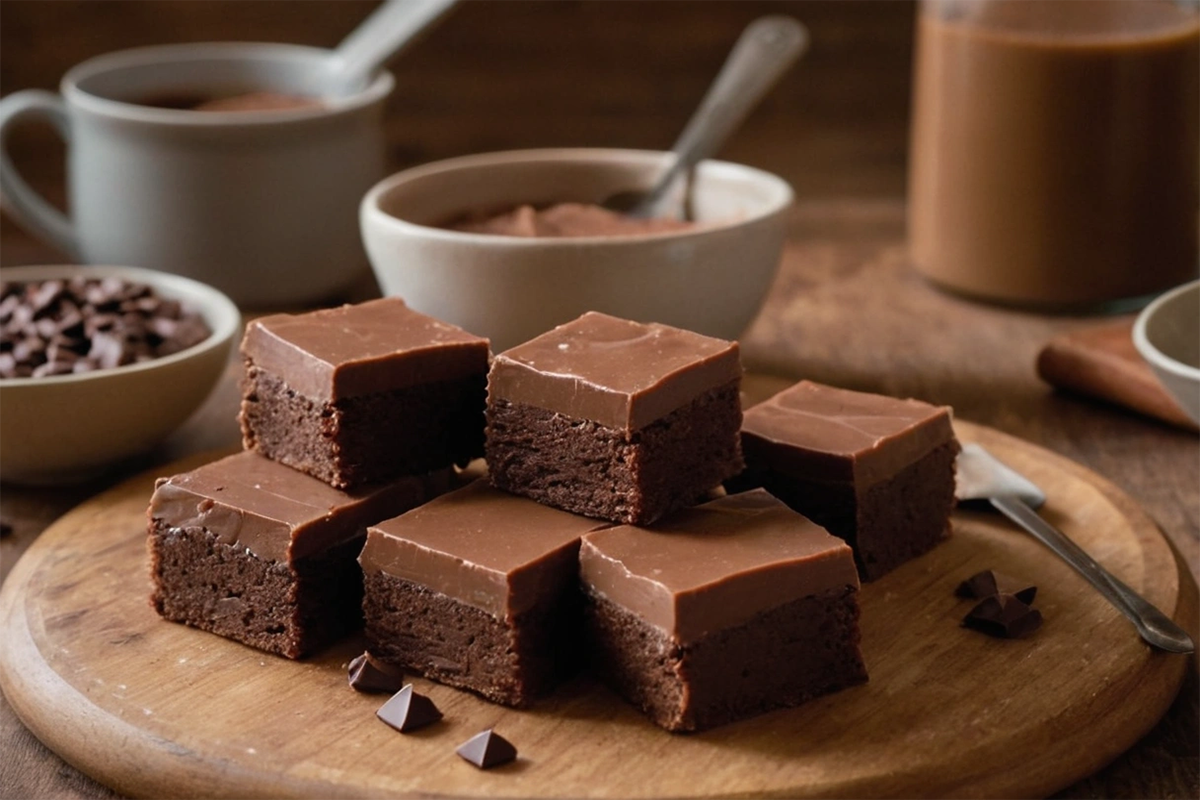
[0,420,1192,799]
[3,208,1198,800]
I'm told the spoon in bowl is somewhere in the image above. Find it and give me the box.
[325,0,458,96]
[602,15,809,220]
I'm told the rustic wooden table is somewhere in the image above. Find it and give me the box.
[2,200,1197,799]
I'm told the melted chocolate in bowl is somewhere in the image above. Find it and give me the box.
[445,203,696,238]
[136,91,323,112]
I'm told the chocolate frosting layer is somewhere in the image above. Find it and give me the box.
[579,489,859,644]
[242,297,490,402]
[360,480,609,619]
[489,311,741,431]
[741,380,955,487]
[148,451,437,562]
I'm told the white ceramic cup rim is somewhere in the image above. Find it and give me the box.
[0,265,241,387]
[60,42,395,125]
[1132,278,1200,382]
[361,147,796,246]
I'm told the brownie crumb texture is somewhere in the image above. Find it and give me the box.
[584,585,868,732]
[362,571,580,708]
[240,366,485,490]
[148,521,365,659]
[486,380,743,525]
[761,439,959,581]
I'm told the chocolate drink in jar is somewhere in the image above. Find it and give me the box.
[908,0,1199,309]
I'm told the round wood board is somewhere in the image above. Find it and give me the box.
[0,421,1193,799]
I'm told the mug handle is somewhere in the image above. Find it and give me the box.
[0,90,80,258]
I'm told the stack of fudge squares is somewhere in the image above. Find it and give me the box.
[148,298,960,733]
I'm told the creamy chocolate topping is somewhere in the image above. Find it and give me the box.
[579,489,858,644]
[242,297,490,402]
[489,311,741,430]
[192,92,323,112]
[447,203,696,238]
[148,451,436,562]
[741,380,955,487]
[359,480,608,619]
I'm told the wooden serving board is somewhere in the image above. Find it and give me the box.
[0,421,1193,799]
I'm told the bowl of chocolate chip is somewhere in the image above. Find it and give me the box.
[360,148,793,352]
[0,265,240,484]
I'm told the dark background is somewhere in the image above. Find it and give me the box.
[0,0,916,258]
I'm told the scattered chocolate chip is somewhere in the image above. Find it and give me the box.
[956,569,1037,605]
[376,685,442,732]
[348,652,404,694]
[0,278,211,380]
[963,593,1043,639]
[456,729,517,769]
[29,280,64,315]
[0,520,12,538]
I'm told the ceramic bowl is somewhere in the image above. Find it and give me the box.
[0,265,240,484]
[360,148,793,353]
[1133,279,1200,426]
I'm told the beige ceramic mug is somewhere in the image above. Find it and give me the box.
[0,42,394,307]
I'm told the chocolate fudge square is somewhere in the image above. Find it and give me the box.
[485,311,744,525]
[148,451,445,659]
[359,479,608,707]
[736,380,960,581]
[239,297,489,490]
[580,489,867,733]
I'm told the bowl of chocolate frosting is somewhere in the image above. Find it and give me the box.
[360,148,793,352]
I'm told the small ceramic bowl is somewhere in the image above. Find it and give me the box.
[1133,279,1200,426]
[0,264,240,484]
[360,148,793,353]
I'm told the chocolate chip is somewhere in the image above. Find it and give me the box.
[376,685,442,732]
[0,278,211,379]
[456,729,517,769]
[348,652,404,694]
[0,295,19,324]
[956,569,1037,605]
[29,280,64,315]
[0,520,12,538]
[963,593,1043,639]
[89,330,129,369]
[13,337,45,363]
[32,359,76,378]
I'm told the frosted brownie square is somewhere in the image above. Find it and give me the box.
[359,479,608,707]
[580,489,867,732]
[148,451,447,658]
[736,380,960,580]
[485,311,743,525]
[239,297,489,489]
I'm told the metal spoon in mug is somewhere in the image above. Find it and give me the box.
[955,443,1193,653]
[325,0,458,96]
[602,15,809,220]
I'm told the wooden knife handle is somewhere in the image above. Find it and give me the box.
[1036,320,1198,433]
